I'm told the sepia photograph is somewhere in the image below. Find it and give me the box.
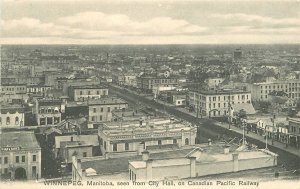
[0,0,299,188]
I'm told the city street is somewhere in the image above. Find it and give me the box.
[110,85,300,171]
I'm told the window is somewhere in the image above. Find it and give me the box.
[93,108,96,113]
[91,116,95,122]
[100,116,102,121]
[32,155,36,162]
[104,141,107,150]
[15,117,19,125]
[97,91,100,95]
[101,108,103,112]
[4,168,8,174]
[173,139,177,144]
[4,157,8,164]
[158,140,162,145]
[88,91,91,95]
[125,143,129,151]
[6,117,10,125]
[107,107,111,112]
[80,91,83,95]
[83,152,87,157]
[185,138,189,145]
[16,156,19,163]
[22,155,25,163]
[113,144,118,152]
[0,117,2,125]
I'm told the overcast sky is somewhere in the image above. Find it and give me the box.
[0,0,299,44]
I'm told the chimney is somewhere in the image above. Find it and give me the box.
[224,145,230,154]
[208,138,212,146]
[142,151,150,161]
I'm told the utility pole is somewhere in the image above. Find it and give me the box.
[264,126,268,150]
[228,91,231,130]
[271,114,276,145]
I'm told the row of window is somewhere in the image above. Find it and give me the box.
[107,139,185,152]
[1,87,26,91]
[0,155,36,164]
[0,117,21,125]
[39,108,60,114]
[260,83,300,89]
[92,107,113,113]
[79,90,107,95]
[290,126,300,134]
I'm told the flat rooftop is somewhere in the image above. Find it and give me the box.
[190,89,250,95]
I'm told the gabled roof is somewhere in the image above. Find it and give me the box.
[231,103,256,115]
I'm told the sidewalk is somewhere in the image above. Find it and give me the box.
[111,84,300,157]
[154,97,300,157]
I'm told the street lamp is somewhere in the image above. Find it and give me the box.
[271,114,276,145]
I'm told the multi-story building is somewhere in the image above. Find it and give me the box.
[0,132,41,180]
[68,85,108,101]
[0,105,25,128]
[26,85,52,95]
[98,118,197,154]
[188,88,252,117]
[88,98,128,124]
[288,118,300,148]
[137,75,178,93]
[251,79,300,106]
[0,84,29,104]
[34,98,64,126]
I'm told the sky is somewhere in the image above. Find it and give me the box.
[0,0,299,44]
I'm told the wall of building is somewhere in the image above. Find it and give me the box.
[0,112,24,127]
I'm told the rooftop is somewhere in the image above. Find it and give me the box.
[190,88,250,95]
[0,131,41,150]
[70,85,107,90]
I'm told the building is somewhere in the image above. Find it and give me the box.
[68,85,108,101]
[137,75,178,93]
[0,105,25,128]
[26,85,52,95]
[34,98,64,126]
[251,79,300,106]
[233,48,242,61]
[54,134,100,163]
[0,132,41,180]
[71,143,278,181]
[98,118,197,155]
[87,97,128,125]
[188,88,252,117]
[288,118,300,148]
[205,78,225,88]
[129,145,278,181]
[0,84,29,104]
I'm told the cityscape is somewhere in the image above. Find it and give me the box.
[0,0,300,188]
[0,44,299,184]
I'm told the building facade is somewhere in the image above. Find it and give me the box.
[68,85,108,101]
[98,120,197,154]
[251,79,300,106]
[188,89,252,117]
[137,75,178,92]
[0,105,25,128]
[35,99,64,126]
[0,132,41,180]
[88,98,128,123]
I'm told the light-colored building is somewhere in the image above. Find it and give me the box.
[188,88,252,117]
[26,85,52,95]
[68,85,108,101]
[0,105,25,128]
[251,79,300,106]
[35,98,64,126]
[88,98,128,124]
[137,75,178,93]
[129,145,278,181]
[0,84,29,104]
[205,78,225,88]
[0,132,42,180]
[287,117,300,148]
[98,118,197,154]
